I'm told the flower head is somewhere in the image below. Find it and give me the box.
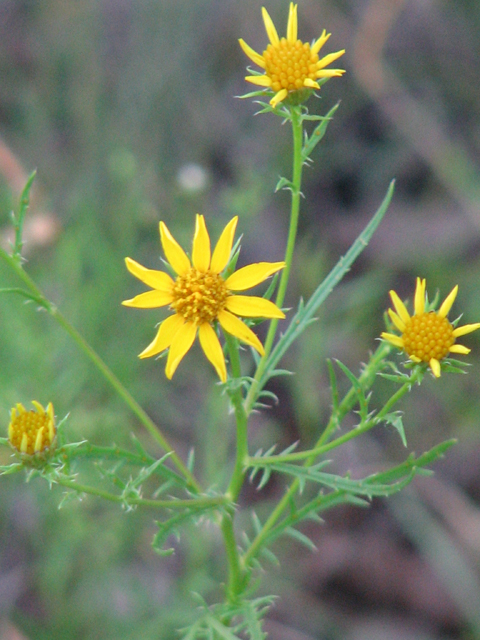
[381,278,480,377]
[239,2,345,108]
[123,215,285,382]
[8,401,56,456]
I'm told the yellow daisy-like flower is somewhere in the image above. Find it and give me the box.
[8,401,56,456]
[381,278,480,377]
[123,215,285,382]
[239,2,345,108]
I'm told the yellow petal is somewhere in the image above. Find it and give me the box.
[165,321,197,379]
[211,217,238,274]
[262,6,279,46]
[389,290,410,324]
[125,257,174,291]
[139,314,184,359]
[20,433,28,454]
[226,295,285,319]
[380,332,404,349]
[414,278,426,315]
[311,30,330,55]
[159,221,191,276]
[245,75,272,87]
[287,2,297,42]
[303,78,320,89]
[238,38,266,68]
[317,49,345,70]
[16,403,26,414]
[270,89,288,107]
[429,358,441,377]
[192,214,211,273]
[218,310,264,354]
[453,322,480,337]
[449,344,471,355]
[438,285,458,318]
[225,261,285,291]
[122,290,173,308]
[316,69,346,78]
[34,426,45,453]
[31,400,45,415]
[198,323,227,382]
[387,308,406,332]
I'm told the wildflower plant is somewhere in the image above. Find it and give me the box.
[0,3,478,638]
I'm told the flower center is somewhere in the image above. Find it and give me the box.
[263,38,319,93]
[402,312,455,362]
[171,268,229,324]
[9,411,55,455]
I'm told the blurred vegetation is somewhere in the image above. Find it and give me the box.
[1,0,480,638]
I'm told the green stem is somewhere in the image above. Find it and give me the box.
[243,345,415,568]
[52,475,225,510]
[225,333,249,502]
[0,247,200,492]
[245,106,304,413]
[221,512,245,603]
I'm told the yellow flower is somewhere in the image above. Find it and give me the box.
[381,278,480,377]
[8,401,56,456]
[123,215,285,382]
[239,2,345,108]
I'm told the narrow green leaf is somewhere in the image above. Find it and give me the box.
[258,181,395,391]
[301,102,340,161]
[384,412,407,447]
[285,526,317,551]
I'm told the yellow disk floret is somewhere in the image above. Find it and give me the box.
[381,277,480,377]
[402,313,455,363]
[171,269,229,324]
[8,401,56,456]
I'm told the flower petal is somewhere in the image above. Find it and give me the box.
[218,310,264,354]
[31,400,45,415]
[303,78,320,89]
[245,75,272,87]
[429,358,441,377]
[270,89,288,107]
[387,308,406,332]
[122,290,173,308]
[449,344,471,355]
[262,6,279,46]
[159,221,191,276]
[226,295,285,319]
[287,2,297,43]
[198,323,226,382]
[438,285,458,318]
[225,261,285,291]
[192,214,211,272]
[381,332,404,349]
[414,278,426,316]
[238,38,266,68]
[316,69,346,78]
[389,290,410,324]
[165,321,197,379]
[125,257,174,291]
[452,322,480,337]
[139,314,184,359]
[211,217,238,274]
[311,30,330,55]
[317,49,345,70]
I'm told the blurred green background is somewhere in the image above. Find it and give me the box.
[1,0,480,638]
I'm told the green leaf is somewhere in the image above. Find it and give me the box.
[12,170,37,258]
[335,360,370,422]
[256,181,395,393]
[301,102,340,161]
[384,411,407,447]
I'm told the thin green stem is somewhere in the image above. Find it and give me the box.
[245,106,304,413]
[52,475,226,510]
[225,333,249,502]
[243,346,415,568]
[221,512,246,603]
[0,247,200,491]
